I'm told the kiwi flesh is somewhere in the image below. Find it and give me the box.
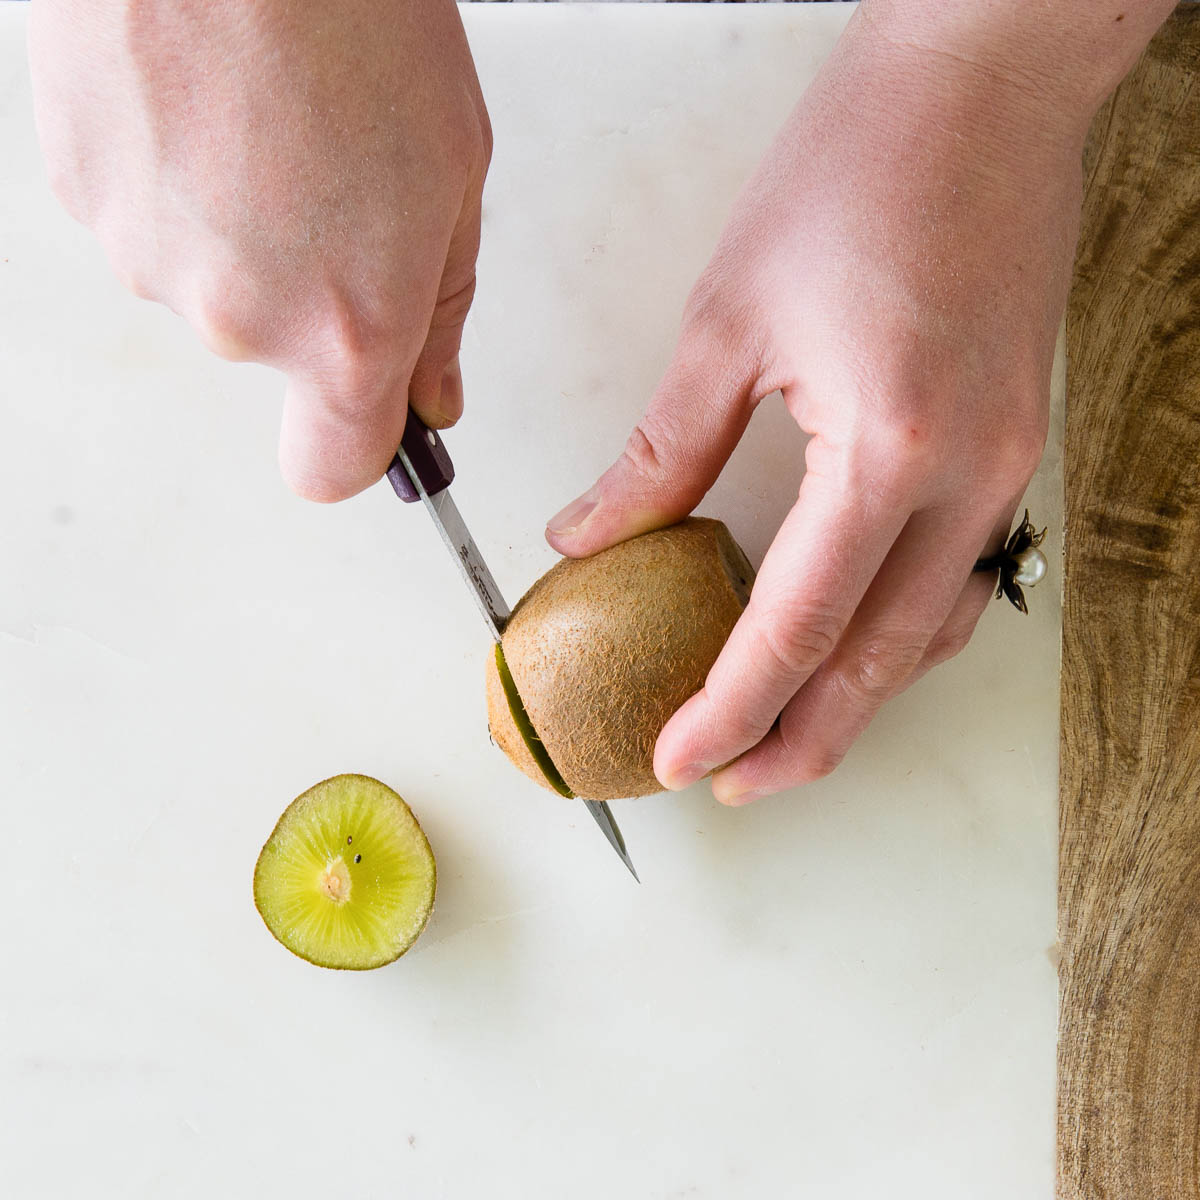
[485,517,753,801]
[253,774,436,970]
[491,644,574,797]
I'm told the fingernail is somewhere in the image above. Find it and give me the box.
[547,489,599,535]
[720,788,768,808]
[432,358,463,426]
[664,761,718,791]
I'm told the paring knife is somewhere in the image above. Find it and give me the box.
[386,412,639,882]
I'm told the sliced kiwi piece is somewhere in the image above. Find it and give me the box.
[492,643,574,798]
[253,774,436,970]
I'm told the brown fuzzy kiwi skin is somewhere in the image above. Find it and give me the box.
[485,518,754,801]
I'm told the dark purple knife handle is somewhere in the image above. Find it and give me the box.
[386,414,455,502]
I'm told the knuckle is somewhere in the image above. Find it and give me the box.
[478,108,495,167]
[300,309,391,401]
[842,636,925,706]
[774,713,847,785]
[123,272,154,301]
[925,621,977,666]
[193,296,253,362]
[723,710,773,751]
[753,603,845,680]
[454,102,493,176]
[794,744,847,785]
[858,409,944,500]
[684,682,766,751]
[317,294,382,364]
[186,264,275,363]
[105,251,154,301]
[620,419,667,484]
[995,418,1048,486]
[972,393,1049,498]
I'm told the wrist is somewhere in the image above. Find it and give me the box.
[857,0,1177,135]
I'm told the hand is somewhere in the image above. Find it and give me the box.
[29,0,491,500]
[545,7,1098,803]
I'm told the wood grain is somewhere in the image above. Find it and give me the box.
[1060,8,1200,1197]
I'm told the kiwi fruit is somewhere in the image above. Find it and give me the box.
[253,774,436,970]
[486,517,753,801]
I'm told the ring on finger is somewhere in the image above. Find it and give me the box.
[972,509,1047,614]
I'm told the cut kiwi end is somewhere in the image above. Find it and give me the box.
[494,643,574,798]
[253,774,436,971]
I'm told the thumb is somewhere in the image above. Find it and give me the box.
[546,330,763,557]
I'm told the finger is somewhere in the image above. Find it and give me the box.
[653,441,920,789]
[893,572,998,695]
[278,363,408,503]
[407,182,484,431]
[544,318,768,556]
[893,511,1017,694]
[710,508,1013,804]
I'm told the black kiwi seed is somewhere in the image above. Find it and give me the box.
[354,854,362,863]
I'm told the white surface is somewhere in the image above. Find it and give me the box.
[0,4,1061,1197]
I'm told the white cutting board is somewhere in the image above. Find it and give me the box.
[0,5,1061,1197]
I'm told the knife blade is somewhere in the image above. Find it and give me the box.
[387,413,639,882]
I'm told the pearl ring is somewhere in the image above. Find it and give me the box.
[972,510,1048,614]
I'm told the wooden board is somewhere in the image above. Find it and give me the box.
[1060,8,1200,1196]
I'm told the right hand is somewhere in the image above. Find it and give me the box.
[546,4,1087,801]
[29,0,492,500]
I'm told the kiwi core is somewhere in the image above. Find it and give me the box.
[319,857,352,904]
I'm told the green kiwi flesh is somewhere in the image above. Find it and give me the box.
[493,644,574,798]
[253,774,436,970]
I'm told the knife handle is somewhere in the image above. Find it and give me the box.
[386,413,455,502]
